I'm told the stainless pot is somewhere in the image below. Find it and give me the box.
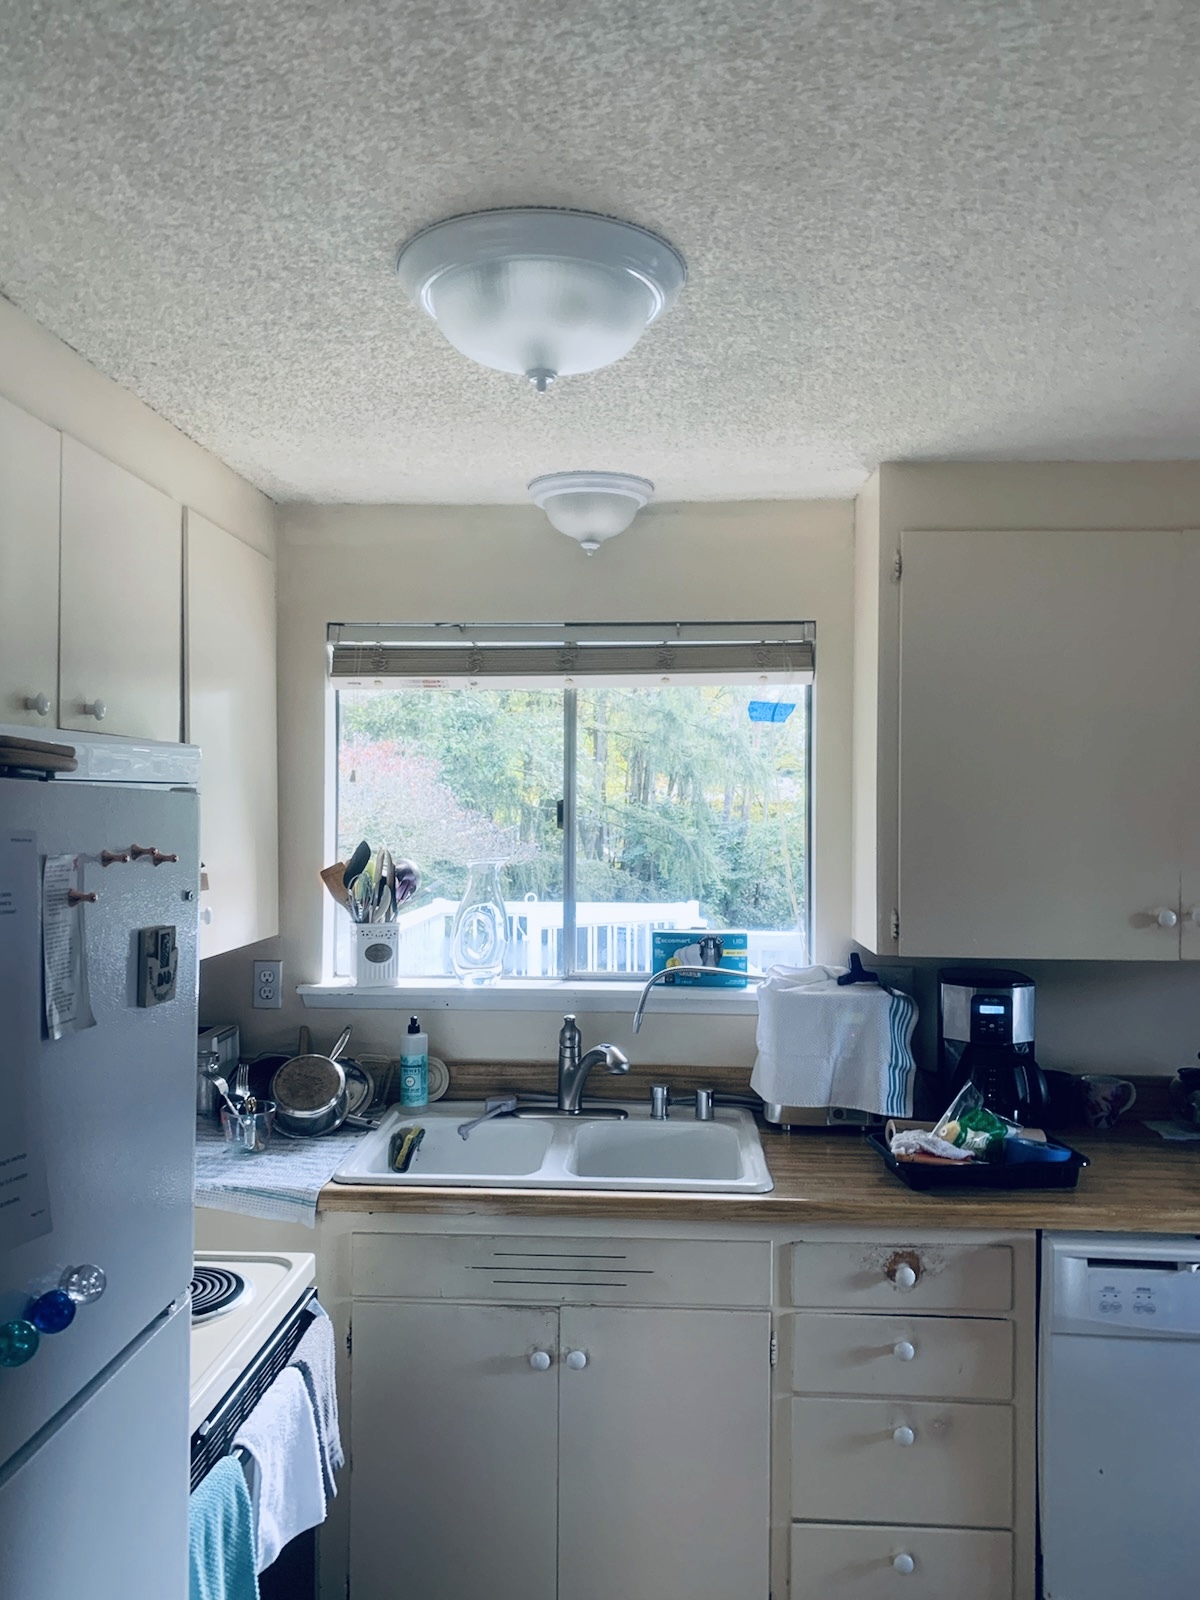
[271,1027,377,1137]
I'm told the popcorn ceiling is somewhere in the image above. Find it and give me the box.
[0,0,1196,504]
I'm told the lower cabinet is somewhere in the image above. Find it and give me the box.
[349,1296,771,1600]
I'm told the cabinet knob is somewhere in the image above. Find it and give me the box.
[81,699,107,722]
[565,1349,588,1370]
[1188,908,1200,928]
[893,1340,916,1362]
[893,1553,915,1574]
[892,1424,916,1447]
[23,693,50,716]
[152,850,179,867]
[528,1350,552,1371]
[101,849,130,866]
[888,1259,919,1290]
[1151,907,1178,928]
[67,888,98,905]
[200,907,214,925]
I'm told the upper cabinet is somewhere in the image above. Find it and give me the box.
[0,395,61,726]
[185,511,279,959]
[855,525,1199,961]
[59,437,183,742]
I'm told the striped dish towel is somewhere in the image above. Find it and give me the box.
[751,965,918,1118]
[194,1121,367,1227]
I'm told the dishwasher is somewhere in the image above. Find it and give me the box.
[1040,1232,1200,1599]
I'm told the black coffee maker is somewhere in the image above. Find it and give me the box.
[938,967,1049,1124]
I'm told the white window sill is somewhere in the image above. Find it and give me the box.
[297,978,761,1016]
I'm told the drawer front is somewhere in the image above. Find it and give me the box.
[789,1242,1012,1312]
[790,1524,1013,1600]
[790,1397,1013,1527]
[785,1312,1014,1401]
[352,1233,771,1307]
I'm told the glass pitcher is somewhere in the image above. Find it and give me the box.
[451,862,509,984]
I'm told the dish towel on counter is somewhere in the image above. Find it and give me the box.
[233,1366,327,1572]
[194,1119,365,1226]
[289,1302,344,1499]
[751,964,918,1118]
[188,1456,260,1600]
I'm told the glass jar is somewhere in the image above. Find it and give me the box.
[451,862,509,984]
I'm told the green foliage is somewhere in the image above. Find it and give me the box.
[338,683,808,933]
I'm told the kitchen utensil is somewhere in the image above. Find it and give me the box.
[349,872,374,925]
[1079,1074,1137,1129]
[342,839,371,888]
[343,1061,374,1117]
[320,861,353,910]
[234,1061,250,1099]
[271,1027,378,1137]
[196,1048,222,1118]
[221,1101,275,1154]
[379,849,396,922]
[210,1076,241,1119]
[393,858,421,905]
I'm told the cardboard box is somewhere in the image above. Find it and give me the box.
[651,930,748,988]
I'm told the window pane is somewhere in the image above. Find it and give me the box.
[336,688,564,977]
[573,685,810,974]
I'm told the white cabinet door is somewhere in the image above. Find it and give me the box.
[350,1301,559,1600]
[0,394,60,726]
[59,435,182,741]
[558,1306,771,1600]
[185,511,278,958]
[898,529,1185,959]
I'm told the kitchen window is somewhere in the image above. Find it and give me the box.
[328,622,814,984]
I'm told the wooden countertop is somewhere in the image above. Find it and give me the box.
[318,1121,1200,1232]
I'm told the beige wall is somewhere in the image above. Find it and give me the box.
[858,461,1200,1077]
[0,297,276,556]
[200,498,855,1069]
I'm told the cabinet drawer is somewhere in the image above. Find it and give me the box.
[352,1233,771,1307]
[790,1524,1012,1600]
[790,1397,1012,1527]
[785,1312,1013,1401]
[789,1241,1012,1312]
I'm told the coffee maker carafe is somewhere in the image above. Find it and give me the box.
[938,967,1048,1124]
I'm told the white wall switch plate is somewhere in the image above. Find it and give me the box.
[253,958,282,1009]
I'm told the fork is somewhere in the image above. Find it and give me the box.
[234,1060,250,1102]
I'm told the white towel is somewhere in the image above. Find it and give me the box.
[289,1304,344,1499]
[751,964,918,1117]
[232,1366,326,1573]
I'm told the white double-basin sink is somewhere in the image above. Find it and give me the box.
[332,1102,774,1194]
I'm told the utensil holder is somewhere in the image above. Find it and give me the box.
[354,922,399,987]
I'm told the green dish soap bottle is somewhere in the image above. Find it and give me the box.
[400,1014,428,1108]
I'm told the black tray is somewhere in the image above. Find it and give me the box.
[869,1132,1089,1191]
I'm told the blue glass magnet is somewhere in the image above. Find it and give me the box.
[29,1289,76,1334]
[0,1319,40,1367]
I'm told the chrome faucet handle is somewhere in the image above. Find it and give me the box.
[650,1084,671,1120]
[694,1088,715,1121]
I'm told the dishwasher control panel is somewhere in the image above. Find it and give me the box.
[1047,1235,1200,1338]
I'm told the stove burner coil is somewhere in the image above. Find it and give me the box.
[190,1265,250,1322]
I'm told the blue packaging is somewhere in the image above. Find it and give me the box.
[651,930,748,987]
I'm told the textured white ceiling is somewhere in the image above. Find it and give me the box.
[1,1,1198,503]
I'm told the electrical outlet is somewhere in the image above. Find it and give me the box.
[253,958,283,1009]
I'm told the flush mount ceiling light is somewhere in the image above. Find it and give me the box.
[396,209,686,391]
[528,471,654,554]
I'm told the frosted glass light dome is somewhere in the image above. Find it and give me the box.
[397,210,686,390]
[529,471,654,553]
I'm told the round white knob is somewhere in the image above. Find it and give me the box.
[892,1425,916,1447]
[1152,907,1178,928]
[893,1263,917,1289]
[565,1349,588,1370]
[893,1340,916,1362]
[200,907,214,925]
[23,693,50,716]
[1189,908,1200,927]
[528,1350,552,1371]
[82,699,107,722]
[893,1553,915,1575]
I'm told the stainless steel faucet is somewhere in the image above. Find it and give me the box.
[510,1014,630,1119]
[555,1014,629,1113]
[632,966,723,1034]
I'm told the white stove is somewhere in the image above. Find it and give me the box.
[189,1251,316,1432]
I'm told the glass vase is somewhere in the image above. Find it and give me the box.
[450,862,509,984]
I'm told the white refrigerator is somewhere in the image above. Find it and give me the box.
[0,736,200,1600]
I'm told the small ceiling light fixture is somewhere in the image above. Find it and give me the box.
[396,209,686,391]
[529,471,654,554]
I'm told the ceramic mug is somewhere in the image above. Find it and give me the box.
[1079,1074,1137,1129]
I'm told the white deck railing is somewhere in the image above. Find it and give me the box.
[351,898,804,978]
